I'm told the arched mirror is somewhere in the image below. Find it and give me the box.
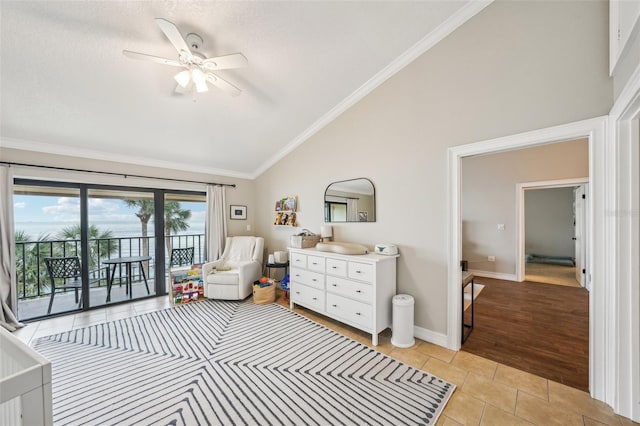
[324,178,375,222]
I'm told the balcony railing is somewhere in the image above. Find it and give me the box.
[16,234,205,300]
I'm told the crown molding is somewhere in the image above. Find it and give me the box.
[251,0,493,179]
[0,137,254,180]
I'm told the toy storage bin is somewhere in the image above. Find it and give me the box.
[253,281,276,304]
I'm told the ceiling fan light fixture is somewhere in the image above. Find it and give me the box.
[191,68,208,93]
[174,70,191,88]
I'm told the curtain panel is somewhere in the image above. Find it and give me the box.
[206,185,227,261]
[0,165,23,331]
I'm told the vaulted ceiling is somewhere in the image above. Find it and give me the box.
[1,1,480,179]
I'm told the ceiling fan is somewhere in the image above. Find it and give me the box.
[123,18,247,96]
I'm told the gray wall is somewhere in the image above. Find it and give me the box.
[525,187,576,259]
[255,1,612,335]
[461,139,588,276]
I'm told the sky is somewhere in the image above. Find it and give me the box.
[14,195,206,238]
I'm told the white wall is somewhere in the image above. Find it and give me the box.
[255,1,612,335]
[461,139,588,276]
[525,187,576,259]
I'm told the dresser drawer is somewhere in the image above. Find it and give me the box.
[290,252,307,269]
[326,293,372,330]
[291,283,324,311]
[307,255,326,273]
[290,268,324,290]
[326,276,373,304]
[326,258,347,277]
[348,261,374,282]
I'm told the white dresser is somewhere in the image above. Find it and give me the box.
[288,247,398,345]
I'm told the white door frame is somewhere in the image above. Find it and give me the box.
[515,177,589,283]
[609,64,640,421]
[447,116,608,403]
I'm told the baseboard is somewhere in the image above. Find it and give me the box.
[413,325,449,348]
[468,269,517,282]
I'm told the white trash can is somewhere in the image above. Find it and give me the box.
[391,294,415,348]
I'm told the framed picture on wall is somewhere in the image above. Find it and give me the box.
[230,205,247,220]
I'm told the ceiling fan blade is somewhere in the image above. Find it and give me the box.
[123,50,182,66]
[202,53,248,71]
[155,18,191,55]
[206,73,241,97]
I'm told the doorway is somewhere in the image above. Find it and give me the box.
[516,179,589,289]
[447,116,608,399]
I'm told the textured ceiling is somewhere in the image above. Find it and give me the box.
[1,1,476,179]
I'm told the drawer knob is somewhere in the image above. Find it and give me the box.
[332,304,337,307]
[331,284,337,287]
[312,297,317,301]
[312,278,317,282]
[332,266,337,269]
[295,291,300,295]
[356,290,362,293]
[356,312,362,316]
[356,270,362,274]
[312,262,317,265]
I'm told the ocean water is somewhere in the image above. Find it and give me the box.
[15,220,205,239]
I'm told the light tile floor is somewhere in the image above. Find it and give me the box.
[13,293,638,426]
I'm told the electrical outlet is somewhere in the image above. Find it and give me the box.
[246,224,251,231]
[488,255,495,262]
[497,223,505,231]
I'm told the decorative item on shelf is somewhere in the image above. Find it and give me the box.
[290,229,320,248]
[274,210,296,226]
[274,196,298,225]
[275,196,297,212]
[320,225,333,242]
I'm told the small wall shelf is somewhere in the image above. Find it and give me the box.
[274,196,298,226]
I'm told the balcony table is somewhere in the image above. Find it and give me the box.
[104,256,152,302]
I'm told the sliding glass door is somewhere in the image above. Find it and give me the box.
[13,180,207,320]
[87,188,157,308]
[14,184,83,319]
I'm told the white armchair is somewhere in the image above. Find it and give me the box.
[202,236,264,300]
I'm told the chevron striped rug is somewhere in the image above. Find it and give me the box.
[32,300,455,425]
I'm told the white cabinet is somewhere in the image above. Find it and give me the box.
[289,247,398,345]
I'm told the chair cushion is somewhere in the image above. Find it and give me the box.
[207,270,239,285]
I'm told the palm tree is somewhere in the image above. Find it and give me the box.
[164,201,191,257]
[124,199,154,259]
[15,230,54,297]
[58,224,118,272]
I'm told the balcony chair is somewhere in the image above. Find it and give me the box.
[169,247,194,271]
[44,256,107,314]
[202,236,264,300]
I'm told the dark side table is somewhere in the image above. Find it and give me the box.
[266,261,289,281]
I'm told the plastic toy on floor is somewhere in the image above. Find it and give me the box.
[281,273,290,301]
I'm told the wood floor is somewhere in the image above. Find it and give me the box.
[461,276,589,392]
